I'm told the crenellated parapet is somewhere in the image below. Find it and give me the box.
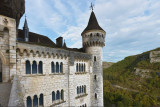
[82,31,105,48]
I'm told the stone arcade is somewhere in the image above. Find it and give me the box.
[0,1,106,107]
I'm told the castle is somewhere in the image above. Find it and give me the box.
[0,1,106,107]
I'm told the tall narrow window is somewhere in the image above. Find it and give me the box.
[80,86,82,93]
[94,75,97,80]
[56,90,60,100]
[38,61,43,74]
[77,87,79,94]
[39,94,43,106]
[56,62,59,73]
[79,63,81,72]
[52,91,55,101]
[95,93,97,99]
[84,85,86,93]
[60,62,63,73]
[76,63,78,72]
[26,96,32,107]
[82,64,84,72]
[51,62,55,73]
[32,61,37,74]
[61,90,64,100]
[94,56,96,62]
[26,60,31,74]
[82,86,84,93]
[84,64,86,72]
[33,95,38,107]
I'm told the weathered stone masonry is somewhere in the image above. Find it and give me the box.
[0,7,106,107]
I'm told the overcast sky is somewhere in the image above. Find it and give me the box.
[19,0,160,62]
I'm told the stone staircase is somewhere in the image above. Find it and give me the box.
[0,82,11,107]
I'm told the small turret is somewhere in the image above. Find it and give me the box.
[81,11,106,51]
[63,40,67,48]
[23,16,29,42]
[82,9,106,106]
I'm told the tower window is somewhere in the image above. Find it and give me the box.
[94,75,97,80]
[94,56,96,62]
[95,93,97,99]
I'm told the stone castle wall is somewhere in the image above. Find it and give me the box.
[16,42,92,106]
[0,15,17,82]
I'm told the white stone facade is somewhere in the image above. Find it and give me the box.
[0,10,105,107]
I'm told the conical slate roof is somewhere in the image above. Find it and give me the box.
[23,18,28,29]
[82,11,105,35]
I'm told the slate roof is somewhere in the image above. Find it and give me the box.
[17,29,84,52]
[17,29,57,48]
[82,11,105,35]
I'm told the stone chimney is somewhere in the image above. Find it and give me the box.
[56,37,63,48]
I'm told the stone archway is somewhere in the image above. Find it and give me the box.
[0,58,2,82]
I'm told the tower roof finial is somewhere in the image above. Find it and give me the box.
[90,2,94,11]
[24,14,28,29]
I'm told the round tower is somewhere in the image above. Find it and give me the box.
[81,11,106,106]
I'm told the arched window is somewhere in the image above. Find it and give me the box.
[82,86,84,93]
[76,63,78,72]
[94,56,96,62]
[94,75,97,80]
[56,62,59,73]
[82,64,83,72]
[61,90,64,100]
[38,61,43,74]
[95,93,97,99]
[26,60,31,74]
[79,63,81,72]
[33,95,38,107]
[56,90,60,100]
[32,61,37,74]
[60,62,63,73]
[51,62,55,73]
[39,94,43,106]
[84,64,85,72]
[77,86,79,94]
[52,91,55,101]
[26,96,32,107]
[80,86,82,93]
[0,58,2,82]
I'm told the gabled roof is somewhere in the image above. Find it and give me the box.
[82,11,105,35]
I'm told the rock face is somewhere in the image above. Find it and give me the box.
[0,0,25,27]
[150,51,160,63]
